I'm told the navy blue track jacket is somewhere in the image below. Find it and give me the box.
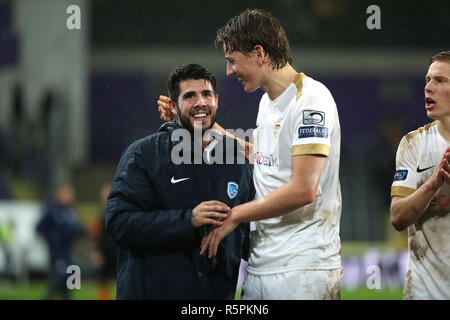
[106,121,255,299]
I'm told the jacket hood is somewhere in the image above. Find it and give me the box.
[157,120,181,133]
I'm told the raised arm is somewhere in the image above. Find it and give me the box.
[158,95,253,159]
[390,147,450,231]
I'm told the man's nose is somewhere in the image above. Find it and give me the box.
[425,81,433,93]
[194,94,206,106]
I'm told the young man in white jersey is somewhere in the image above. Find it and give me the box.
[390,51,450,300]
[192,9,342,300]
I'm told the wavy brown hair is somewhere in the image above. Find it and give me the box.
[215,9,292,70]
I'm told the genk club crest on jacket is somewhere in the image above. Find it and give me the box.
[227,181,239,199]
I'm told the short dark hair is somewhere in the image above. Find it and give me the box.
[215,9,292,70]
[167,64,218,103]
[429,51,450,65]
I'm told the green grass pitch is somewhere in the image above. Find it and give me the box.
[0,280,402,300]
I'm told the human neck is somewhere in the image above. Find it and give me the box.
[260,64,299,101]
[437,118,450,141]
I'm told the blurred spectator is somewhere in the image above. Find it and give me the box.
[87,182,117,300]
[36,183,85,300]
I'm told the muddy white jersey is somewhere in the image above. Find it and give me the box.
[248,73,342,275]
[391,121,450,299]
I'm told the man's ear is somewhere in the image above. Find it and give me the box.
[168,98,178,116]
[253,45,266,65]
[215,94,219,110]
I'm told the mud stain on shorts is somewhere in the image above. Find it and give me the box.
[403,269,413,300]
[323,280,341,300]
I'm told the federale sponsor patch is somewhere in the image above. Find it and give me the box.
[298,126,329,139]
[393,170,408,181]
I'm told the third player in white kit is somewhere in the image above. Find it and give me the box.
[391,51,450,300]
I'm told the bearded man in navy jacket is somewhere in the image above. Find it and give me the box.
[106,64,254,299]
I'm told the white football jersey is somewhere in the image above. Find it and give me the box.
[248,73,342,275]
[391,121,450,299]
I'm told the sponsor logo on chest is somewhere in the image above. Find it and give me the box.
[253,151,279,168]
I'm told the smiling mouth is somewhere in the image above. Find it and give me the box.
[192,112,209,121]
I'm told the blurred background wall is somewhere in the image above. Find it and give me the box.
[0,0,449,295]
